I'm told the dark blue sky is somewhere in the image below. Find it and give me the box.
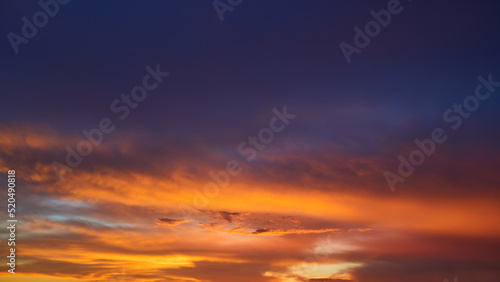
[2,0,500,137]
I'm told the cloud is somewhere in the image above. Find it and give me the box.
[160,261,280,282]
[193,210,340,236]
[219,211,241,222]
[155,218,192,226]
[2,123,500,281]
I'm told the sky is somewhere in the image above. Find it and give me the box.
[1,0,500,281]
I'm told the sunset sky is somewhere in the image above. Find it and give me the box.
[1,1,500,281]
